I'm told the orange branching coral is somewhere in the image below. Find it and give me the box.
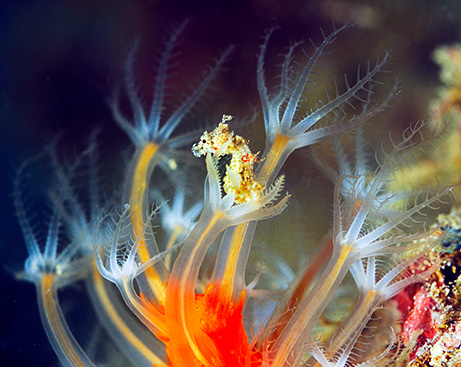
[161,284,257,367]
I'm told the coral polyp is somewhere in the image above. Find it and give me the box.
[13,23,457,367]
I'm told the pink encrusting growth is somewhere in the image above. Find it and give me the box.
[387,219,461,365]
[13,23,454,367]
[401,288,437,350]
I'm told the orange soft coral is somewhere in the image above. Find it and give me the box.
[163,284,259,367]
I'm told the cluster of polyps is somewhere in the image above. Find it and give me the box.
[14,23,452,367]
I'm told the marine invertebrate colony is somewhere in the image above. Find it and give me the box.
[14,24,453,367]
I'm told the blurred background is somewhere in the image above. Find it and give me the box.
[1,0,461,365]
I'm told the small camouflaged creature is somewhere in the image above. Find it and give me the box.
[192,116,263,204]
